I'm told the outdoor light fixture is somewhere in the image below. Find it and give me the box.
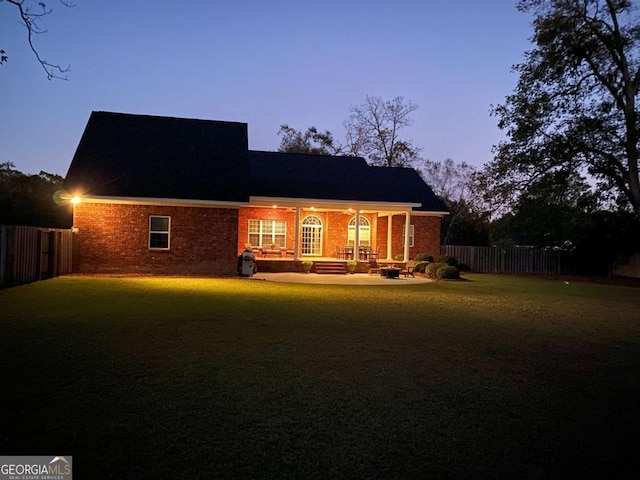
[71,196,81,205]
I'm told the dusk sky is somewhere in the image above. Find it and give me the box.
[1,1,533,177]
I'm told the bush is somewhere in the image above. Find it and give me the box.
[425,262,448,279]
[438,255,458,267]
[394,254,404,261]
[425,263,460,279]
[414,262,428,273]
[457,263,470,271]
[414,253,434,263]
[436,265,460,280]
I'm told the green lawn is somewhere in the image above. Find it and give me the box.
[1,274,639,479]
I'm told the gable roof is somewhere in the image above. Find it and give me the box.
[64,111,250,203]
[64,112,446,213]
[248,151,447,212]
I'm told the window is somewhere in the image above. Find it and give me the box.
[348,216,371,246]
[149,216,170,249]
[248,220,286,247]
[301,215,323,255]
[402,224,415,247]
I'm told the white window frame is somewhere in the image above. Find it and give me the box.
[348,216,371,246]
[301,215,323,256]
[402,224,415,247]
[149,215,171,250]
[248,219,287,247]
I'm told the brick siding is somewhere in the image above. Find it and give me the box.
[377,215,441,260]
[74,203,239,275]
[410,216,442,259]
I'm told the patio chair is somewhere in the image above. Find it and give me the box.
[400,260,415,278]
[335,245,344,259]
[368,246,380,261]
[368,259,381,276]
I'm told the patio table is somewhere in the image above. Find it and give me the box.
[262,248,283,257]
[342,247,354,260]
[380,267,401,279]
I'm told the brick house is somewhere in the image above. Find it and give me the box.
[63,111,447,276]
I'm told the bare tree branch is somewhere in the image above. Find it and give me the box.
[4,0,73,80]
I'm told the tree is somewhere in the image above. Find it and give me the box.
[421,158,488,245]
[490,170,598,247]
[344,95,422,167]
[0,162,71,227]
[278,95,423,167]
[487,0,640,221]
[277,125,344,155]
[2,0,73,80]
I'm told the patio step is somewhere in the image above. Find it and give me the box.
[314,261,347,275]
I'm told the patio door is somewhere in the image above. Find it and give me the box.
[301,215,323,256]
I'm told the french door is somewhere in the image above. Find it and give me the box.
[301,215,323,256]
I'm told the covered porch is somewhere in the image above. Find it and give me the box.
[238,196,423,265]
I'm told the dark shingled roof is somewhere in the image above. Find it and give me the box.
[64,111,250,202]
[248,151,447,212]
[64,112,446,212]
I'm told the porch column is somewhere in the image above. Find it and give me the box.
[386,214,393,260]
[294,207,301,260]
[403,211,411,262]
[354,210,360,258]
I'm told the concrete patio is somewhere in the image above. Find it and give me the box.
[249,272,432,285]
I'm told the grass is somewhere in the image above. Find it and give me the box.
[1,274,639,479]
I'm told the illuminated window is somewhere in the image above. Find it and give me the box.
[348,216,370,246]
[402,224,415,247]
[248,220,286,247]
[301,215,323,255]
[149,216,170,250]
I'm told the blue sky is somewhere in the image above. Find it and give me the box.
[1,0,533,176]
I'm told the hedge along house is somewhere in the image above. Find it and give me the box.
[63,111,447,276]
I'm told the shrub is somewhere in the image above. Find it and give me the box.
[436,265,460,280]
[414,253,434,263]
[394,254,404,261]
[414,262,428,273]
[457,263,470,271]
[425,262,448,279]
[438,255,458,267]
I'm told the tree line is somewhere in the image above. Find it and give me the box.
[0,162,72,228]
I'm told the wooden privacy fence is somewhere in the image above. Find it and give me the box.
[611,253,640,279]
[441,245,562,275]
[0,225,76,288]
